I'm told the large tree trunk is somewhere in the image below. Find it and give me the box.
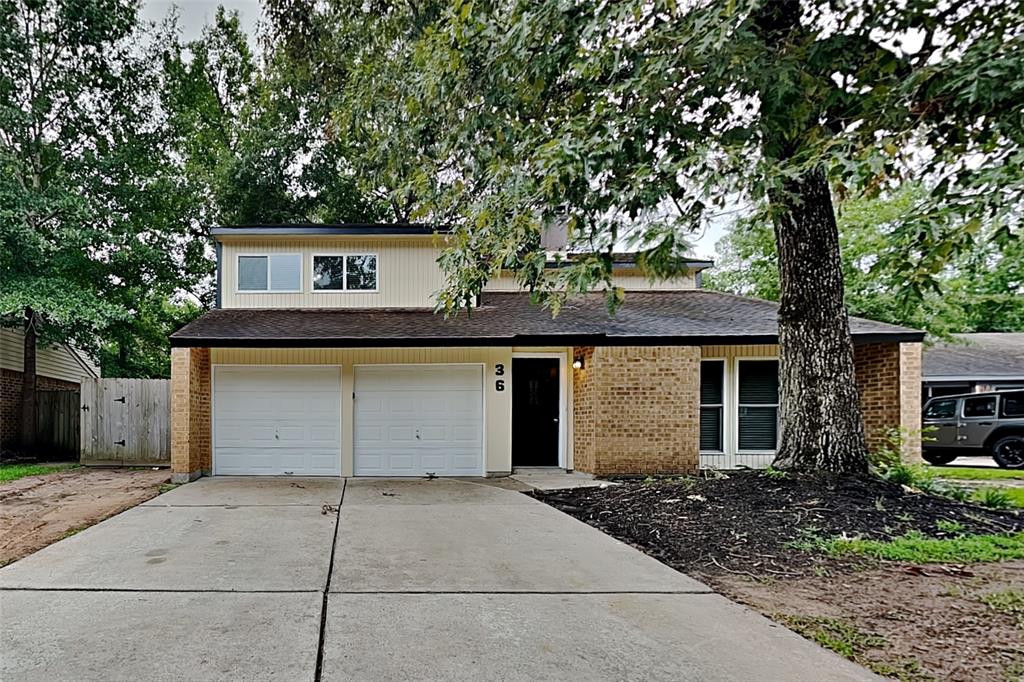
[770,167,868,473]
[20,307,38,453]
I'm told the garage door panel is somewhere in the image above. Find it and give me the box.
[354,365,484,477]
[214,367,341,476]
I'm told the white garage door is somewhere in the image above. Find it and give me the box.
[213,366,341,476]
[354,365,483,476]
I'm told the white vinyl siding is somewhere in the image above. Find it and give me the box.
[220,237,446,308]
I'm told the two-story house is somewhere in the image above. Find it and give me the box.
[168,223,924,483]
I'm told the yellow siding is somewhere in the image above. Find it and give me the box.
[219,237,448,309]
[0,328,99,382]
[483,270,698,292]
[211,346,518,475]
[701,344,778,358]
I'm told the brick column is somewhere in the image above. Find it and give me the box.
[572,346,700,476]
[171,347,211,483]
[853,341,922,463]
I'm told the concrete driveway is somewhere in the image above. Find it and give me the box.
[0,477,877,681]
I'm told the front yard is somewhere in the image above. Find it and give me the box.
[0,465,170,566]
[533,471,1024,681]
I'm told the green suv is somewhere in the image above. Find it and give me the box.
[922,390,1024,468]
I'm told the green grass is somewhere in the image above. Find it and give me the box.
[777,615,886,659]
[775,615,932,680]
[980,589,1024,627]
[0,463,78,483]
[973,486,1024,509]
[796,531,1024,564]
[928,466,1024,481]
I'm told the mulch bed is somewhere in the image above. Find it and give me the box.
[530,471,1024,577]
[531,471,1024,681]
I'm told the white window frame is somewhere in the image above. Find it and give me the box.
[698,358,727,456]
[235,253,303,294]
[310,252,380,294]
[734,356,780,456]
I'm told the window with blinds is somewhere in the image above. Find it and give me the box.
[737,360,779,451]
[699,360,724,452]
[237,254,302,292]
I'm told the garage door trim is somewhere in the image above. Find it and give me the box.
[211,364,343,476]
[352,363,486,477]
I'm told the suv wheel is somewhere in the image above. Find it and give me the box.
[923,451,958,466]
[992,436,1024,469]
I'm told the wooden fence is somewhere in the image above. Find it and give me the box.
[80,378,171,466]
[35,390,80,459]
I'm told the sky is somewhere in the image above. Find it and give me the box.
[139,0,726,261]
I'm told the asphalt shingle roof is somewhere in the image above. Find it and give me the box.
[170,291,923,348]
[923,333,1024,380]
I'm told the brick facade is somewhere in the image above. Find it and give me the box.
[572,345,701,476]
[1,368,80,451]
[170,347,211,482]
[853,342,922,462]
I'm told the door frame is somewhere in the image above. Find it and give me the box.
[351,363,487,477]
[511,352,568,468]
[211,364,343,476]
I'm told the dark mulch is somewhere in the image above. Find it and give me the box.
[530,471,1024,576]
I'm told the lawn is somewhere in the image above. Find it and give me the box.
[928,466,1024,481]
[533,472,1024,681]
[0,462,79,483]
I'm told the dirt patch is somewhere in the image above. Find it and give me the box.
[0,467,169,566]
[531,472,1024,681]
[717,562,1024,682]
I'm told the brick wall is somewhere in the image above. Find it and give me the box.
[572,346,700,476]
[853,342,922,462]
[1,368,79,450]
[170,347,211,481]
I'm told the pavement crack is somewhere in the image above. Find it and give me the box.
[314,478,345,682]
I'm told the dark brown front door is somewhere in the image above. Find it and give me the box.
[512,358,560,467]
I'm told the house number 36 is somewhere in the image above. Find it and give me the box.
[494,364,505,391]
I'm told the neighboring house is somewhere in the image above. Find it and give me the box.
[0,328,100,450]
[923,333,1024,400]
[168,224,924,483]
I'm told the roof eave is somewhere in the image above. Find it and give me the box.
[169,330,923,348]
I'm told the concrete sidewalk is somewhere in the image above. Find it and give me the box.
[0,476,878,681]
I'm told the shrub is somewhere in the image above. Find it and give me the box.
[975,487,1013,509]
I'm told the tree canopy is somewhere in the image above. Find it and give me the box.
[707,186,1024,338]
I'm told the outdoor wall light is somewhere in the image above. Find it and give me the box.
[572,356,585,370]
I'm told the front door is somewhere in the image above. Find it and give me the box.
[512,358,560,467]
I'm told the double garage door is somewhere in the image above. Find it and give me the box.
[212,365,483,477]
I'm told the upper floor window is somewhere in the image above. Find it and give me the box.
[238,254,301,292]
[313,254,378,292]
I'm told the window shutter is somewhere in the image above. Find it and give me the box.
[270,254,301,291]
[238,256,268,291]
